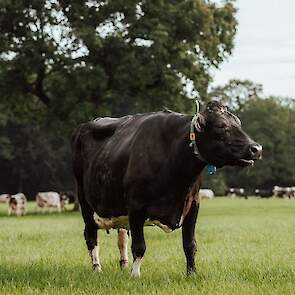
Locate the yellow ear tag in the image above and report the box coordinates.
[190,133,196,141]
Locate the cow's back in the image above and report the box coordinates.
[36,192,60,207]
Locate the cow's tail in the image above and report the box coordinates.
[71,122,97,207]
[71,123,87,184]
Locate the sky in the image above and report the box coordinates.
[213,0,295,97]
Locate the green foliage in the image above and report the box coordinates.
[0,0,238,115]
[209,79,263,111]
[202,172,227,196]
[224,96,295,189]
[0,0,238,195]
[209,80,295,190]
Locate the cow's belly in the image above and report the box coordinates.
[92,186,199,233]
[93,214,173,233]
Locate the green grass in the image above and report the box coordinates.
[1,198,295,294]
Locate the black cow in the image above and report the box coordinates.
[226,188,247,199]
[255,189,273,198]
[72,101,262,277]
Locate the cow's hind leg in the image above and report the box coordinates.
[79,188,101,272]
[182,200,199,275]
[118,228,129,269]
[129,210,146,278]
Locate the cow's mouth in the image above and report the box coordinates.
[237,158,255,167]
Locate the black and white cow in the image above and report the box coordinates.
[59,191,76,204]
[8,193,27,216]
[226,188,247,199]
[0,194,10,204]
[72,101,262,277]
[198,189,215,200]
[36,192,69,213]
[273,186,294,198]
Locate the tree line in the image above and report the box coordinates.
[0,1,294,198]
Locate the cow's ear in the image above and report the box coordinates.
[195,114,206,132]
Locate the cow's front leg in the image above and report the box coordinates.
[129,211,146,278]
[118,228,129,269]
[182,200,199,275]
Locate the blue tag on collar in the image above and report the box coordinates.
[207,164,217,175]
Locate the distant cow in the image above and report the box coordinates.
[273,186,293,198]
[36,192,69,212]
[0,194,10,203]
[8,193,27,216]
[199,189,214,200]
[59,191,76,204]
[226,188,247,199]
[255,189,273,198]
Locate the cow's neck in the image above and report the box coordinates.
[171,117,207,187]
[148,117,206,229]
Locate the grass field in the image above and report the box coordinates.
[1,198,295,295]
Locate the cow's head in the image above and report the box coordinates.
[9,196,18,207]
[195,101,262,168]
[60,193,70,204]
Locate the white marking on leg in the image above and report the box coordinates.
[16,207,21,217]
[118,229,129,268]
[90,245,102,272]
[178,214,184,227]
[131,258,142,278]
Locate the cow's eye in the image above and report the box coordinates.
[217,123,227,129]
[217,124,227,129]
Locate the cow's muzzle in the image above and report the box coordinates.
[236,143,262,167]
[249,143,263,159]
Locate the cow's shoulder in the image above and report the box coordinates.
[92,115,133,132]
[131,110,187,131]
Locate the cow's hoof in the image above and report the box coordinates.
[120,259,128,270]
[131,258,141,278]
[131,271,140,278]
[187,270,196,277]
[93,264,102,272]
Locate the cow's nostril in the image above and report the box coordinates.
[249,144,262,157]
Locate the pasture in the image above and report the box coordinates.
[0,198,295,295]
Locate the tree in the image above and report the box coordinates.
[207,79,295,192]
[221,97,295,190]
[209,79,263,111]
[0,0,238,198]
[202,172,227,196]
[0,0,238,116]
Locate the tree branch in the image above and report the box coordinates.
[34,66,50,106]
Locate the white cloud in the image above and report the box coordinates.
[213,0,295,97]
